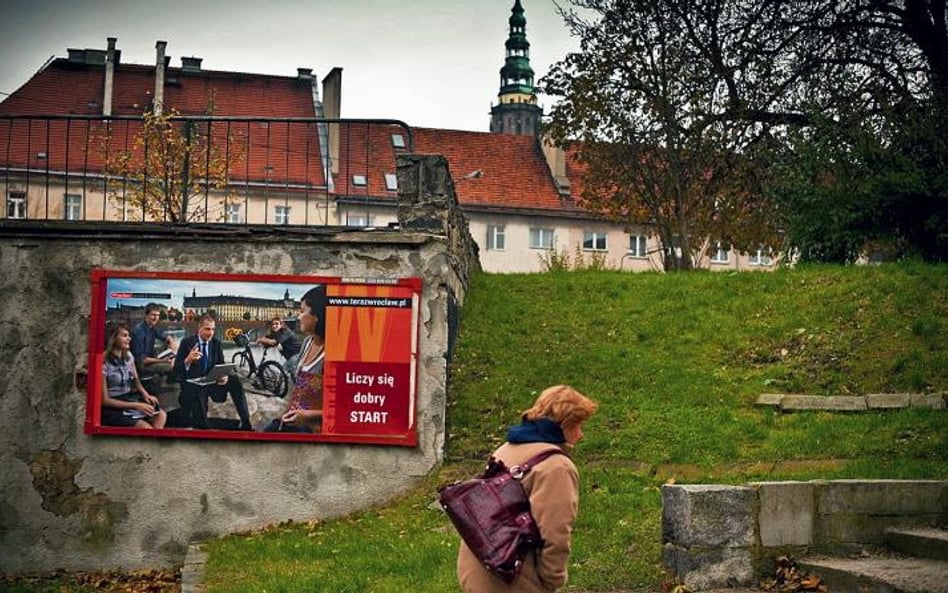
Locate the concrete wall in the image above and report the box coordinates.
[0,154,478,575]
[662,480,948,590]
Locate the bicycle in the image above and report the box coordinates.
[231,333,289,398]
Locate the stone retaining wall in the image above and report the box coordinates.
[0,154,479,575]
[662,480,948,590]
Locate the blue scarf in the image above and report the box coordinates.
[506,417,566,444]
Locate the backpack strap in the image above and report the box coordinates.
[510,448,568,479]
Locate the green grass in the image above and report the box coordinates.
[9,264,944,592]
[201,264,946,592]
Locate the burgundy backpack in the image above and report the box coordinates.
[438,448,567,584]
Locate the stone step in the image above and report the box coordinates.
[886,526,948,561]
[798,555,948,593]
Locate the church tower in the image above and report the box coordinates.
[490,0,543,136]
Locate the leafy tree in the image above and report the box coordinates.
[101,109,245,223]
[543,0,789,270]
[544,0,948,265]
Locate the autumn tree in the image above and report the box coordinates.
[102,109,244,223]
[544,0,948,266]
[766,0,948,262]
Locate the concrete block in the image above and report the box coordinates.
[662,543,755,590]
[817,480,947,515]
[865,393,911,409]
[662,484,756,547]
[780,395,867,412]
[756,393,784,407]
[814,512,940,545]
[752,481,814,546]
[910,393,946,409]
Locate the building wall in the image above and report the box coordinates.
[3,173,777,273]
[471,214,778,273]
[0,154,476,576]
[2,174,334,226]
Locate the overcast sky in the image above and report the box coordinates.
[0,0,583,132]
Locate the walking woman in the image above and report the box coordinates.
[101,321,166,429]
[457,385,598,593]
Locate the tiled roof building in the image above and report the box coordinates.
[0,2,775,272]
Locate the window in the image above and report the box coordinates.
[225,203,243,224]
[710,241,730,264]
[529,227,554,249]
[64,194,82,221]
[346,213,372,227]
[384,173,398,191]
[748,248,773,266]
[628,235,647,257]
[583,231,607,251]
[274,205,291,225]
[352,174,367,186]
[486,225,506,251]
[7,192,26,219]
[391,134,406,149]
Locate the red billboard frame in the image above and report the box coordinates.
[85,269,421,446]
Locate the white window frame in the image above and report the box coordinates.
[384,173,398,192]
[710,241,730,264]
[529,227,554,250]
[225,203,243,224]
[486,225,506,251]
[352,174,367,187]
[64,193,82,221]
[7,191,26,219]
[628,234,647,258]
[391,134,406,149]
[274,205,291,225]
[748,248,773,266]
[582,231,608,251]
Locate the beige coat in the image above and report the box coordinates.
[456,441,580,593]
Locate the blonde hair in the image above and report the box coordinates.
[522,385,598,430]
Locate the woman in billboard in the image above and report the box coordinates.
[262,285,327,433]
[101,322,167,429]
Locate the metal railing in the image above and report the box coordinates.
[0,115,412,226]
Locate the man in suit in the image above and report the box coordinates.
[173,313,252,431]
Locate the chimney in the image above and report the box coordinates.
[297,68,314,82]
[322,67,342,175]
[181,56,202,73]
[541,135,572,197]
[103,37,116,117]
[154,41,167,115]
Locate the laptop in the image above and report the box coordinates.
[186,363,236,386]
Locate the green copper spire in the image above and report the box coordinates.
[499,0,534,96]
[490,0,543,135]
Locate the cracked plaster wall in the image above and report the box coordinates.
[0,230,465,575]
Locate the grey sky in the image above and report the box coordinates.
[0,0,581,132]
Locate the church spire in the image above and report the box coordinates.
[490,0,543,136]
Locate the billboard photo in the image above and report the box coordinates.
[85,269,421,446]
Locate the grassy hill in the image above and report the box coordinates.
[201,264,945,593]
[15,264,942,592]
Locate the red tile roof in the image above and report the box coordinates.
[415,128,581,213]
[0,59,317,118]
[1,55,585,214]
[335,124,584,214]
[0,59,326,186]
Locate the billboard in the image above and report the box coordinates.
[85,269,421,446]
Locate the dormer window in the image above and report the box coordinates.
[391,134,406,149]
[352,174,367,186]
[384,173,398,191]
